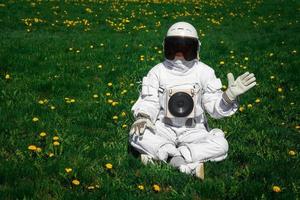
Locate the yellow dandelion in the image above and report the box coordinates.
[70,99,75,103]
[39,132,47,137]
[247,104,253,108]
[107,99,113,104]
[112,102,119,106]
[107,82,113,87]
[53,141,60,146]
[152,184,161,192]
[121,89,127,95]
[32,117,39,122]
[270,75,275,79]
[269,53,274,57]
[295,125,300,129]
[28,145,37,151]
[277,87,283,92]
[255,98,261,103]
[98,64,103,69]
[87,185,95,190]
[112,116,118,120]
[239,106,245,112]
[137,184,145,190]
[219,61,225,65]
[53,136,59,141]
[48,152,54,157]
[65,168,73,173]
[244,57,249,61]
[38,100,44,105]
[121,112,126,117]
[272,185,281,193]
[105,163,113,170]
[122,124,127,128]
[5,74,10,79]
[93,94,99,98]
[130,83,134,87]
[72,179,80,186]
[288,150,296,156]
[36,147,42,152]
[50,105,56,110]
[106,92,111,96]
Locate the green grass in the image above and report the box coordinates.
[0,0,299,199]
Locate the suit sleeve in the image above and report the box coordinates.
[131,71,160,123]
[201,70,238,119]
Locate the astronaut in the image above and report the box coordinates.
[129,22,256,179]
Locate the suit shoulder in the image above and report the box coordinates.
[197,61,215,74]
[147,62,164,76]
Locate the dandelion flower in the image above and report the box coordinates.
[112,102,119,106]
[28,145,37,151]
[38,100,44,104]
[107,99,113,104]
[53,141,60,146]
[247,104,253,108]
[5,74,10,79]
[239,106,245,112]
[48,152,54,157]
[137,184,145,190]
[39,132,47,137]
[277,87,283,92]
[107,82,113,87]
[121,112,126,117]
[53,136,59,141]
[72,179,80,186]
[272,185,281,193]
[98,64,103,69]
[32,117,39,122]
[93,94,99,98]
[50,105,56,110]
[87,185,95,190]
[105,163,113,170]
[288,150,296,156]
[122,124,127,128]
[244,57,249,61]
[219,61,225,65]
[65,168,73,173]
[36,147,42,152]
[270,75,275,79]
[152,184,161,192]
[112,116,118,120]
[255,98,261,103]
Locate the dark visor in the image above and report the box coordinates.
[164,36,199,61]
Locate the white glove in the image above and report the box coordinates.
[129,115,156,136]
[224,72,256,102]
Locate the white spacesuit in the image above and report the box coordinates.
[129,22,256,179]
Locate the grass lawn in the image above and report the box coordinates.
[0,0,299,199]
